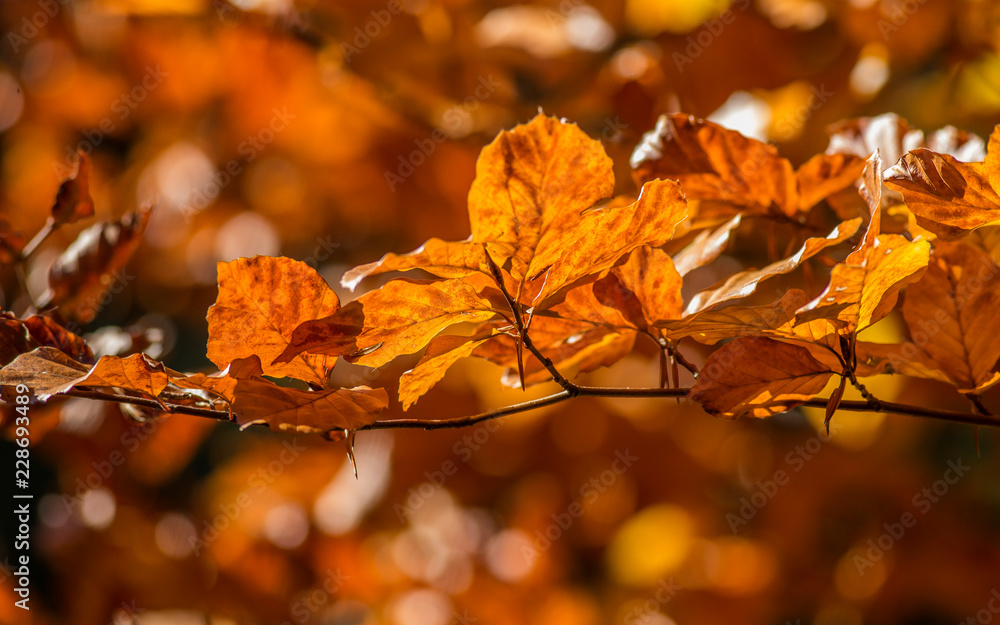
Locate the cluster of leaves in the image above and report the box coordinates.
[3,112,1000,440]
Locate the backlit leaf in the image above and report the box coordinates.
[470,114,687,305]
[398,331,496,410]
[208,256,340,386]
[796,234,930,334]
[278,276,501,368]
[884,125,1000,240]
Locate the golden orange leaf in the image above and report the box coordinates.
[671,215,742,277]
[341,238,516,291]
[278,277,501,369]
[207,256,340,386]
[884,125,1000,240]
[398,331,496,410]
[470,114,687,306]
[796,234,930,334]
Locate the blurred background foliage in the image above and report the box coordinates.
[2,0,1000,623]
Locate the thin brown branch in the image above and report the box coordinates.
[58,383,1000,433]
[362,391,574,430]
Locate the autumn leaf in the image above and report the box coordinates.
[345,115,688,307]
[0,313,93,368]
[22,315,94,364]
[901,242,1000,391]
[690,337,834,418]
[76,352,174,400]
[0,314,42,368]
[278,276,502,369]
[0,347,91,398]
[631,113,863,218]
[207,256,340,386]
[464,246,683,390]
[341,238,517,290]
[468,114,688,306]
[474,321,635,388]
[884,126,1000,240]
[796,234,930,334]
[659,289,811,345]
[42,204,152,324]
[398,330,497,410]
[684,218,861,314]
[658,290,842,370]
[0,345,214,409]
[671,215,742,277]
[852,341,953,383]
[858,150,884,250]
[229,356,388,433]
[796,153,930,334]
[50,151,96,228]
[592,246,684,331]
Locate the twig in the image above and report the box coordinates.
[56,385,1000,432]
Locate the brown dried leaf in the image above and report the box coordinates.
[884,126,1000,240]
[230,356,387,433]
[0,347,91,398]
[207,256,340,386]
[44,205,152,324]
[632,114,862,218]
[901,242,1000,391]
[690,337,833,418]
[0,313,36,367]
[22,315,94,364]
[51,151,96,227]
